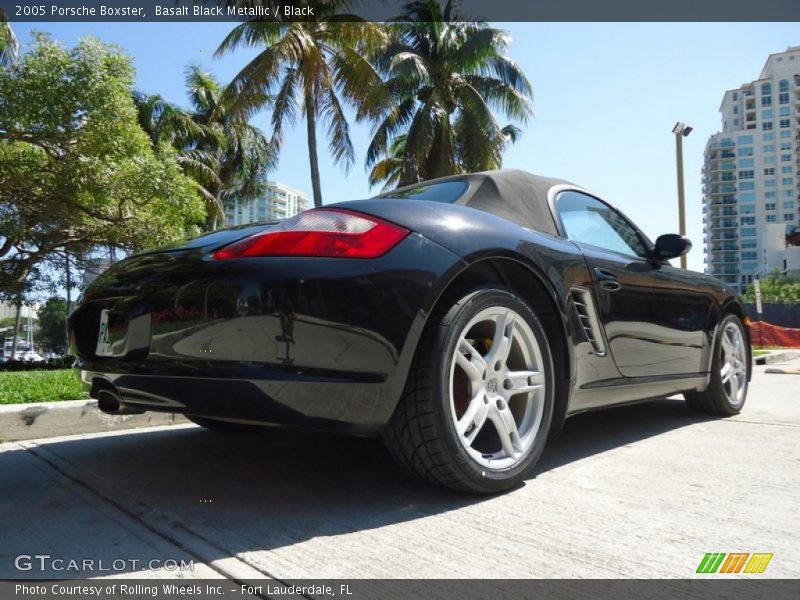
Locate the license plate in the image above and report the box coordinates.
[96,309,113,356]
[95,309,132,357]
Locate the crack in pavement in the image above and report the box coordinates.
[21,439,279,596]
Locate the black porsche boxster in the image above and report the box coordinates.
[69,169,751,493]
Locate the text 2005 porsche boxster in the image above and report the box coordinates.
[69,169,751,493]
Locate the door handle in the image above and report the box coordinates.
[594,268,622,292]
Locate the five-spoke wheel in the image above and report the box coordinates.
[685,313,750,415]
[383,286,554,494]
[450,307,546,470]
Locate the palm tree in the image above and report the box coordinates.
[0,12,19,68]
[134,66,276,229]
[215,17,388,207]
[366,0,533,189]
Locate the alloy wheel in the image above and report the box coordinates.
[720,320,748,408]
[448,306,546,470]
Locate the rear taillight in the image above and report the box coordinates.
[212,209,410,260]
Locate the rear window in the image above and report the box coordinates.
[380,181,469,204]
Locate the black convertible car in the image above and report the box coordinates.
[69,169,751,493]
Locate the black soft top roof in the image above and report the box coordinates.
[377,169,573,236]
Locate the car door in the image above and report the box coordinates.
[554,190,711,378]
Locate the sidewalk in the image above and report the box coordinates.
[762,352,800,375]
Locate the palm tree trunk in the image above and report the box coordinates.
[64,251,71,352]
[9,294,22,360]
[305,92,323,208]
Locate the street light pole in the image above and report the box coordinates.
[672,122,692,270]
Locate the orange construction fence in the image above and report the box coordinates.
[749,320,800,348]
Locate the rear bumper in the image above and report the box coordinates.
[79,365,392,434]
[69,233,463,432]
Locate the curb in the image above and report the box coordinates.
[754,351,800,365]
[0,399,189,443]
[765,367,800,375]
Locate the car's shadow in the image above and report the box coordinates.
[4,397,716,578]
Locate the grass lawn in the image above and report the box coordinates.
[0,370,86,404]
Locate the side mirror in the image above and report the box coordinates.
[653,234,692,261]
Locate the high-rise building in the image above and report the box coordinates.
[702,46,800,292]
[224,181,310,226]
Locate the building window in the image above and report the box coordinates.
[738,159,754,168]
[780,142,792,151]
[741,216,756,225]
[739,146,753,156]
[741,204,756,214]
[741,228,756,237]
[762,82,772,95]
[762,95,772,106]
[782,190,794,198]
[778,92,789,104]
[762,109,773,119]
[765,191,776,199]
[742,239,757,249]
[782,177,794,186]
[740,182,755,190]
[783,201,795,210]
[779,130,791,138]
[779,118,791,128]
[779,106,790,117]
[740,192,756,201]
[738,170,754,179]
[742,251,757,261]
[737,135,753,145]
[763,144,775,153]
[762,132,775,141]
[782,166,793,174]
[764,155,775,164]
[766,215,777,222]
[784,214,795,222]
[765,203,776,211]
[764,168,775,176]
[762,121,773,130]
[781,154,792,162]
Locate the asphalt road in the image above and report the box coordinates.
[1,358,798,580]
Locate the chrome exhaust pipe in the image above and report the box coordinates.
[95,384,145,415]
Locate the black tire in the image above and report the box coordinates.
[186,415,264,433]
[684,313,750,416]
[382,286,555,494]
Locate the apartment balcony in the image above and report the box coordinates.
[710,222,738,230]
[706,151,736,161]
[712,267,741,276]
[708,163,735,173]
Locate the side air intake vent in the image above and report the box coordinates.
[570,287,606,356]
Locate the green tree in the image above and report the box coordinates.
[367,0,532,188]
[0,34,205,297]
[35,296,68,355]
[0,11,19,68]
[215,14,388,207]
[135,66,276,230]
[741,271,800,304]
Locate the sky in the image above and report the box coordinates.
[14,21,800,272]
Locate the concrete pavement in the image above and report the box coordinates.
[1,358,798,580]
